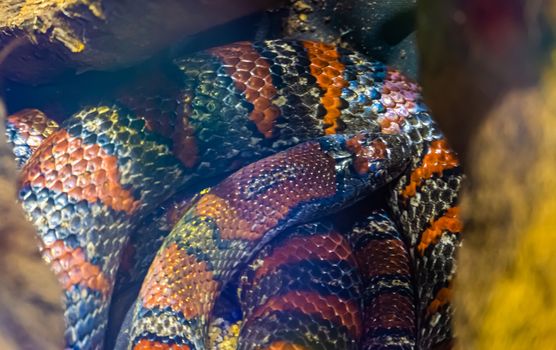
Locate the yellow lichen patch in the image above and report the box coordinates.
[51,27,85,53]
[466,52,556,349]
[14,0,104,24]
[7,0,104,52]
[477,192,556,349]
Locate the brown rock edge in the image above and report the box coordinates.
[0,0,282,83]
[0,96,64,348]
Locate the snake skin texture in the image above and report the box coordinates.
[6,39,463,350]
[5,109,60,167]
[350,210,416,349]
[126,131,409,349]
[238,221,363,350]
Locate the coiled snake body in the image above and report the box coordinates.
[6,40,462,350]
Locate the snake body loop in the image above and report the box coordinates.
[7,40,463,349]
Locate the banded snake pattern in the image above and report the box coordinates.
[5,40,463,350]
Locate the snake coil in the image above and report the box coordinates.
[6,40,462,350]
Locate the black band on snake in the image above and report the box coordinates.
[6,39,463,350]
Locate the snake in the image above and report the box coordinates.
[5,39,463,350]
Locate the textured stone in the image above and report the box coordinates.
[0,0,281,83]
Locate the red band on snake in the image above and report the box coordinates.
[6,39,463,350]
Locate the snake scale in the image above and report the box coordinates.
[5,40,463,350]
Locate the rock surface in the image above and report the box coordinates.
[0,0,281,83]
